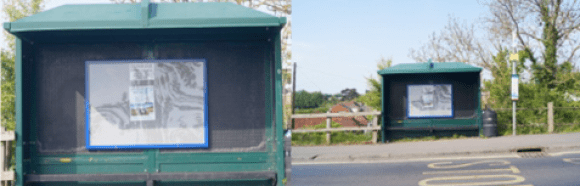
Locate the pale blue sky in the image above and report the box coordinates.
[293,0,486,94]
[2,0,488,95]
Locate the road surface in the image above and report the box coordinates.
[291,152,580,186]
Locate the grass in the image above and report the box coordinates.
[291,122,373,146]
[499,123,580,135]
[390,134,470,143]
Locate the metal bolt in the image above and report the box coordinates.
[144,169,147,172]
[156,169,159,172]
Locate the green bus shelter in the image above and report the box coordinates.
[4,1,289,185]
[378,62,483,142]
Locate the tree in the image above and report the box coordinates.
[411,0,580,134]
[2,0,45,130]
[409,0,580,98]
[340,88,359,101]
[409,0,580,84]
[358,56,392,111]
[294,90,324,108]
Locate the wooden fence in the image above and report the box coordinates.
[290,111,382,144]
[1,127,15,185]
[493,102,580,133]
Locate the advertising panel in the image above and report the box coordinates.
[407,84,453,118]
[86,59,208,149]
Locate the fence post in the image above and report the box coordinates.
[548,102,554,133]
[371,116,378,144]
[1,127,4,178]
[326,111,331,144]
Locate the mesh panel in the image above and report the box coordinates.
[34,41,268,154]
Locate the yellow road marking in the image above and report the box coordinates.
[423,165,520,175]
[418,174,525,186]
[563,158,580,165]
[428,160,510,169]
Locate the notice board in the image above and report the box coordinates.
[86,59,208,149]
[407,84,453,118]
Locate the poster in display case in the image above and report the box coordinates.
[407,84,453,118]
[85,59,208,149]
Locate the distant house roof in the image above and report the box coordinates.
[378,62,482,75]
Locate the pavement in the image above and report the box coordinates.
[291,132,580,164]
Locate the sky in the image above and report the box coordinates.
[293,0,486,94]
[2,0,488,95]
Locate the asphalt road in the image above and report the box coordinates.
[290,153,580,186]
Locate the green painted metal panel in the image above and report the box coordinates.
[156,152,268,164]
[156,179,273,186]
[381,77,385,143]
[36,164,146,174]
[4,2,286,33]
[15,38,24,186]
[378,62,482,75]
[273,28,286,186]
[389,119,430,128]
[430,119,478,127]
[28,182,144,186]
[477,73,483,135]
[33,155,149,174]
[36,156,148,165]
[159,163,270,172]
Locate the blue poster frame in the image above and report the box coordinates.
[85,59,208,150]
[406,84,454,119]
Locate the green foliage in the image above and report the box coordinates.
[2,0,45,172]
[294,90,325,108]
[2,0,44,131]
[339,88,359,101]
[294,105,330,114]
[291,122,373,146]
[392,134,468,143]
[1,49,16,131]
[483,48,580,135]
[358,56,392,111]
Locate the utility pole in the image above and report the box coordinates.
[290,62,297,129]
[511,30,519,136]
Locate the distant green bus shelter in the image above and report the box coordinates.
[378,62,483,142]
[4,1,288,185]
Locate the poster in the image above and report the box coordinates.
[407,84,453,118]
[129,86,156,121]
